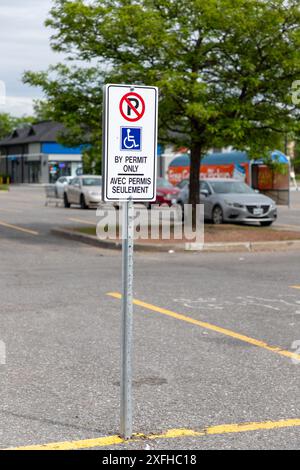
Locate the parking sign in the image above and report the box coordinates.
[102,84,158,201]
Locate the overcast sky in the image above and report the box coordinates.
[0,0,63,116]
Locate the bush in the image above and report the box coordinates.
[0,175,10,184]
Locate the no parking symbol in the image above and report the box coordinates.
[119,92,145,122]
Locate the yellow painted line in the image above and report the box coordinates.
[107,292,300,363]
[0,220,39,236]
[68,217,94,225]
[7,435,124,451]
[6,418,300,450]
[290,286,300,290]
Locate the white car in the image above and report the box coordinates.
[55,176,73,198]
[64,175,102,209]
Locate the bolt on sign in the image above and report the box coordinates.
[102,84,158,201]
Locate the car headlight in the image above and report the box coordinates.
[224,200,244,208]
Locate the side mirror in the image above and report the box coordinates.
[200,189,209,197]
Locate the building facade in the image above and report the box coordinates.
[0,121,84,184]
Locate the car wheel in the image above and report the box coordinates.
[212,205,223,224]
[64,193,70,208]
[80,194,88,209]
[260,221,273,227]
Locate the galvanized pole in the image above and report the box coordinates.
[288,156,291,209]
[120,199,134,439]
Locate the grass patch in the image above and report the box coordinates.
[76,226,97,236]
[0,184,9,191]
[73,223,300,244]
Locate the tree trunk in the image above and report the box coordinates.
[189,142,201,206]
[188,140,202,228]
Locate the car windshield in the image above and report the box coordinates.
[82,177,102,187]
[157,178,174,189]
[210,181,255,194]
[177,180,189,189]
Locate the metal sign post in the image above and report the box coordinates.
[120,199,134,439]
[102,83,158,439]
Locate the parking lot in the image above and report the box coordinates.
[0,186,299,449]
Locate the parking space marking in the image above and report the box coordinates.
[68,217,95,225]
[6,417,300,450]
[0,220,39,236]
[107,292,300,363]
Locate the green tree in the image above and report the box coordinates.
[26,65,103,174]
[24,0,300,205]
[0,113,34,140]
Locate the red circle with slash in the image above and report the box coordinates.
[119,92,145,122]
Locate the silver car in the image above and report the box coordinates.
[177,178,277,226]
[55,176,73,199]
[64,175,102,209]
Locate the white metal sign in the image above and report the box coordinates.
[103,84,158,201]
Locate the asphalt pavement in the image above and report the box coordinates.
[0,186,299,450]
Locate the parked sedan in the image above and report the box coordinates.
[64,175,102,209]
[153,178,180,206]
[177,178,277,226]
[176,179,189,190]
[55,176,73,198]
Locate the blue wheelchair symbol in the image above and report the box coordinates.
[121,127,142,151]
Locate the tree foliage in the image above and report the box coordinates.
[26,65,103,174]
[0,113,35,140]
[24,0,300,203]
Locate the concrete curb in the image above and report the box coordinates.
[51,228,185,252]
[200,240,300,252]
[51,227,300,253]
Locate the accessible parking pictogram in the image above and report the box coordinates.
[121,127,142,151]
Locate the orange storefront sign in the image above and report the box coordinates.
[168,163,250,185]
